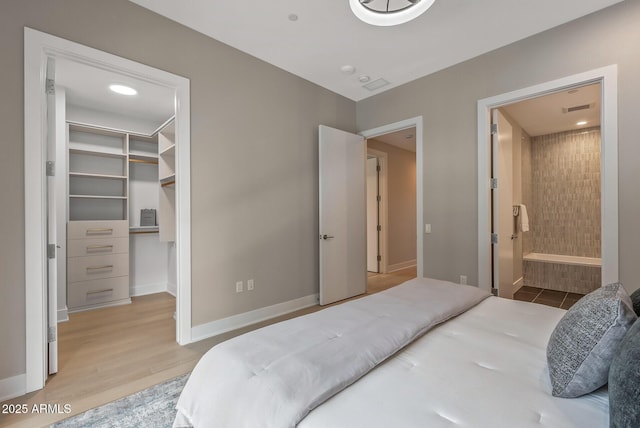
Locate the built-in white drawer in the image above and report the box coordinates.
[68,276,130,310]
[68,220,129,239]
[67,236,129,257]
[68,253,129,283]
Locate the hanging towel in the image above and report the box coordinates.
[519,204,529,232]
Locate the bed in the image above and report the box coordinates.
[173,277,638,428]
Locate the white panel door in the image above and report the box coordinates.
[492,109,514,299]
[46,60,58,375]
[319,125,367,305]
[366,157,379,272]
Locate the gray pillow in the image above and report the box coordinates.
[546,283,637,398]
[630,288,640,316]
[609,319,640,428]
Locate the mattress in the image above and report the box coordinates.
[298,296,609,428]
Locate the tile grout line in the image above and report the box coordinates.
[531,287,544,303]
[559,292,569,309]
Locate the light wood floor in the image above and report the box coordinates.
[1,269,414,428]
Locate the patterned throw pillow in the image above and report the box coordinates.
[546,283,637,398]
[609,319,640,428]
[630,288,640,316]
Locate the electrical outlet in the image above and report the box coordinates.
[460,275,467,285]
[236,281,243,293]
[247,279,254,291]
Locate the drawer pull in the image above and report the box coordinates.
[86,265,114,271]
[86,288,114,296]
[86,245,113,251]
[86,228,113,235]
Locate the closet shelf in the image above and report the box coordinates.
[69,147,127,159]
[159,144,175,157]
[130,226,159,234]
[69,172,127,180]
[129,157,159,165]
[69,194,127,200]
[129,151,158,160]
[160,174,176,186]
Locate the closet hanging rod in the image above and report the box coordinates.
[129,158,159,165]
[161,180,175,188]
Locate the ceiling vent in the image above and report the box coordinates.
[363,78,390,91]
[562,102,595,113]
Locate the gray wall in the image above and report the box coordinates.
[0,0,355,381]
[357,0,640,295]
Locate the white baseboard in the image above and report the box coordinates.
[192,294,318,343]
[0,373,26,402]
[57,306,69,323]
[166,282,177,297]
[130,282,167,297]
[513,277,524,293]
[387,259,417,273]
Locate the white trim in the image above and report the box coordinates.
[0,374,26,402]
[513,277,523,294]
[166,282,177,297]
[67,298,131,314]
[24,28,192,394]
[477,65,618,293]
[191,294,319,342]
[523,252,602,267]
[130,282,168,297]
[366,148,388,274]
[57,307,69,323]
[387,259,417,273]
[360,116,424,278]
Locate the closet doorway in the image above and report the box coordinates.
[24,28,192,393]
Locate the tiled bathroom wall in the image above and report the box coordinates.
[522,127,601,294]
[531,127,601,257]
[524,261,601,294]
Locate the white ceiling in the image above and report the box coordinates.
[502,83,601,137]
[55,58,175,132]
[128,0,622,101]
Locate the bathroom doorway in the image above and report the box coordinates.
[478,66,619,301]
[492,83,602,304]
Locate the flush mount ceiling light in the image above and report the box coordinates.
[577,120,588,126]
[350,0,436,26]
[109,84,137,96]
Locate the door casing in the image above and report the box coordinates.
[24,28,192,393]
[360,117,424,279]
[477,65,619,292]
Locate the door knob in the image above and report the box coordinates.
[322,234,334,240]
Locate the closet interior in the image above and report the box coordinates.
[65,119,176,313]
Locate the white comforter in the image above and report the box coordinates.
[300,296,609,428]
[174,278,490,428]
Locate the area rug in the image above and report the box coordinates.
[51,373,189,428]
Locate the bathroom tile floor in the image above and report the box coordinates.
[513,285,584,310]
